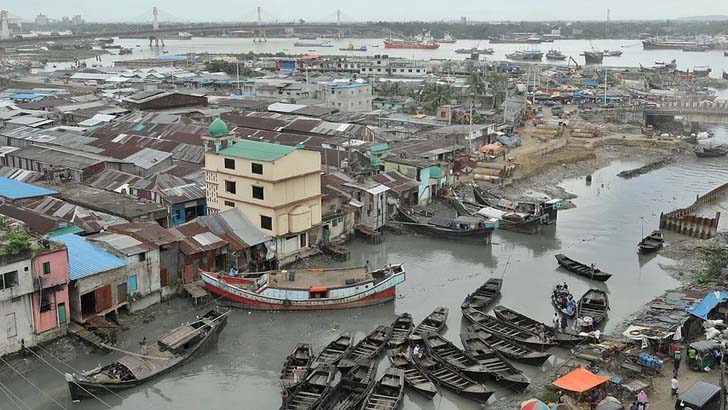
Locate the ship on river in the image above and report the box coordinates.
[642,38,705,50]
[384,33,440,49]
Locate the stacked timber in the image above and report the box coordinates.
[570,127,602,138]
[533,124,563,138]
[473,162,515,183]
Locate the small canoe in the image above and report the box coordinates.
[492,306,584,346]
[281,343,315,391]
[459,330,530,390]
[339,325,392,369]
[386,348,437,400]
[318,361,377,410]
[551,284,576,318]
[461,278,502,310]
[387,313,414,348]
[638,231,664,254]
[577,289,609,326]
[462,308,556,350]
[281,364,337,410]
[465,324,551,365]
[555,254,612,281]
[411,346,493,404]
[410,307,449,341]
[313,334,354,367]
[360,368,405,410]
[421,332,491,382]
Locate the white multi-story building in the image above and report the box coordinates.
[359,55,430,78]
[324,81,372,112]
[0,249,34,355]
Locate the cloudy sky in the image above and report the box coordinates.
[4,0,728,22]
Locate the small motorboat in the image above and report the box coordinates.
[555,254,613,282]
[360,368,405,410]
[410,306,449,341]
[551,283,576,318]
[604,49,623,57]
[638,230,664,254]
[281,343,314,391]
[386,348,437,399]
[461,278,502,310]
[387,313,414,348]
[695,145,728,158]
[65,310,228,401]
[546,49,567,60]
[576,289,609,328]
[281,364,337,410]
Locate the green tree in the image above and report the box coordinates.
[485,70,508,109]
[698,243,728,283]
[466,73,487,106]
[419,83,453,114]
[1,231,31,256]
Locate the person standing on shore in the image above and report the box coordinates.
[637,390,648,410]
[673,348,682,376]
[140,337,148,355]
[671,377,679,398]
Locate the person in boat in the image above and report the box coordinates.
[140,337,148,355]
[465,293,473,304]
[590,263,595,276]
[537,324,546,341]
[293,366,305,384]
[562,282,568,290]
[552,312,560,331]
[413,344,421,358]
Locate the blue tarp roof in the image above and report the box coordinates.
[0,177,57,199]
[688,291,728,320]
[52,233,128,280]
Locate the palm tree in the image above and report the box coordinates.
[419,83,453,114]
[466,73,487,106]
[485,70,508,109]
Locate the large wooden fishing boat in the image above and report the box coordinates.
[577,289,609,327]
[492,306,584,346]
[472,186,560,227]
[360,368,405,410]
[318,361,377,410]
[410,306,449,341]
[386,348,437,399]
[462,308,556,350]
[281,364,337,410]
[465,324,551,365]
[411,348,493,404]
[387,313,414,348]
[397,206,495,244]
[281,343,315,391]
[65,310,228,401]
[313,334,355,367]
[339,326,392,369]
[555,254,612,282]
[200,264,405,311]
[458,330,531,390]
[461,278,502,310]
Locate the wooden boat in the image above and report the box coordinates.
[312,334,355,367]
[492,306,584,346]
[387,313,414,348]
[555,254,612,282]
[318,361,377,410]
[456,197,544,234]
[472,186,560,227]
[200,264,406,311]
[410,306,449,340]
[577,289,609,327]
[339,325,392,369]
[462,308,556,350]
[459,330,531,390]
[396,206,495,244]
[695,146,728,158]
[638,230,664,254]
[65,310,228,400]
[551,284,576,318]
[461,278,502,310]
[360,368,405,410]
[411,347,493,404]
[421,332,491,382]
[465,324,551,365]
[386,348,437,399]
[281,364,337,410]
[281,343,315,391]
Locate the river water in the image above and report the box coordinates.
[60,37,728,79]
[4,153,728,410]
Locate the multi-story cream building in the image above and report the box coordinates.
[205,138,322,265]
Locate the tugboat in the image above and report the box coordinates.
[545,49,566,60]
[340,43,367,52]
[436,33,457,43]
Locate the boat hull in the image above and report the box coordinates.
[397,208,493,244]
[384,41,439,49]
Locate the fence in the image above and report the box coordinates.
[659,183,728,239]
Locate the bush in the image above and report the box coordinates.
[697,243,728,284]
[1,231,32,256]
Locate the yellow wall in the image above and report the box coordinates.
[205,148,322,237]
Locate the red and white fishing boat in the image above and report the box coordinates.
[200,264,405,311]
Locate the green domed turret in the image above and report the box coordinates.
[208,118,228,138]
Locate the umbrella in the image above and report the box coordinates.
[596,396,625,410]
[521,398,550,410]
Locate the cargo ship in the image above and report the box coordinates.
[489,34,542,44]
[545,49,566,60]
[384,38,439,49]
[505,50,543,61]
[455,47,494,55]
[642,38,703,50]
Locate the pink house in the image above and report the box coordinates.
[31,245,70,340]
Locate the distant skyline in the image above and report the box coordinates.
[4,0,728,23]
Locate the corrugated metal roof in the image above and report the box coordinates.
[53,233,128,280]
[193,232,222,246]
[88,232,152,256]
[0,177,57,199]
[197,208,270,248]
[123,148,173,169]
[217,140,296,162]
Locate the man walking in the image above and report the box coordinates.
[671,377,679,398]
[673,348,682,376]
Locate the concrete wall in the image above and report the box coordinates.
[31,248,70,336]
[0,295,34,355]
[69,265,128,323]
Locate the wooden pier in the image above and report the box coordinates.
[659,182,728,239]
[355,224,383,243]
[184,281,209,305]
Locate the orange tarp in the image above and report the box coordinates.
[552,368,610,393]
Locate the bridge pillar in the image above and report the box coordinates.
[0,10,10,40]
